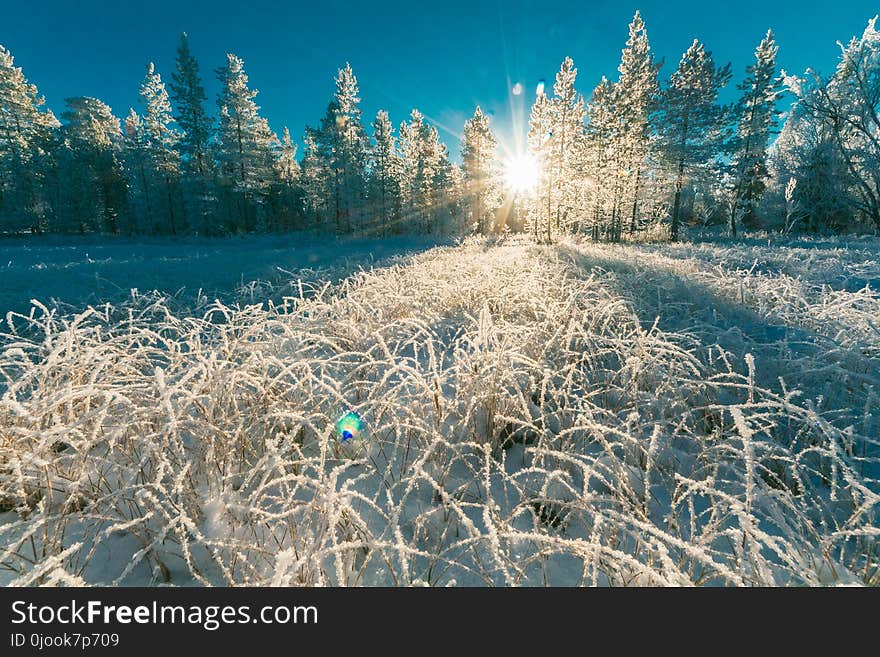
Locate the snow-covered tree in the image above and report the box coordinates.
[216,53,278,232]
[122,108,153,232]
[785,17,880,230]
[367,109,402,235]
[138,63,182,233]
[614,12,661,235]
[769,103,855,232]
[58,97,127,233]
[0,44,59,233]
[299,128,325,232]
[169,33,213,231]
[306,64,369,234]
[543,57,586,242]
[729,30,781,235]
[270,126,302,230]
[526,90,553,240]
[657,40,731,240]
[584,77,618,239]
[460,106,500,234]
[275,126,299,186]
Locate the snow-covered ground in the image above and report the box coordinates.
[1,234,878,586]
[0,234,442,317]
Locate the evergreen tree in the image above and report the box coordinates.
[658,40,731,240]
[300,127,327,232]
[584,77,618,239]
[0,44,59,233]
[460,106,500,234]
[169,33,213,231]
[271,126,302,230]
[544,57,585,242]
[730,30,781,235]
[215,53,277,232]
[785,17,880,230]
[139,63,182,234]
[614,12,661,235]
[58,97,127,233]
[325,63,368,233]
[399,109,445,232]
[122,107,153,233]
[367,109,402,235]
[526,90,553,240]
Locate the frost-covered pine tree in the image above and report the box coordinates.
[399,109,433,231]
[729,30,781,235]
[657,40,731,240]
[460,106,500,234]
[169,33,213,231]
[300,127,327,232]
[584,77,618,239]
[770,91,856,231]
[0,44,59,233]
[544,57,585,242]
[58,97,127,233]
[275,126,299,187]
[270,126,301,231]
[122,108,154,233]
[308,64,369,234]
[614,11,660,235]
[785,17,880,230]
[430,137,458,234]
[367,110,402,235]
[139,63,182,234]
[215,53,278,232]
[526,90,553,240]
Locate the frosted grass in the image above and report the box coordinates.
[1,236,877,586]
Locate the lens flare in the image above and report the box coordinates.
[512,82,523,96]
[336,411,363,442]
[504,154,540,193]
[536,79,545,95]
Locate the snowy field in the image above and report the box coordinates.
[0,234,442,317]
[1,234,879,586]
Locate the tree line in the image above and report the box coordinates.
[1,13,879,240]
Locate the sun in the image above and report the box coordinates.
[504,154,540,193]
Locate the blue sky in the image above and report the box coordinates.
[3,0,878,159]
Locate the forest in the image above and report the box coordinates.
[1,12,879,241]
[0,9,879,589]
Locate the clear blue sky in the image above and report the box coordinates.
[3,0,878,159]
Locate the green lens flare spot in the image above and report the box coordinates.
[336,411,363,442]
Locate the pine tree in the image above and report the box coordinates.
[460,106,499,234]
[730,30,781,235]
[122,108,153,233]
[169,33,213,231]
[216,53,277,232]
[584,77,618,239]
[300,128,327,232]
[614,11,661,236]
[301,128,330,232]
[139,63,182,234]
[431,137,458,234]
[399,109,445,232]
[544,57,585,242]
[0,44,59,233]
[785,17,880,230]
[526,90,553,240]
[328,63,368,233]
[367,110,402,235]
[59,97,127,233]
[271,126,301,230]
[658,40,731,240]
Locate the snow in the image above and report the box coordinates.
[0,233,877,586]
[0,233,444,318]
